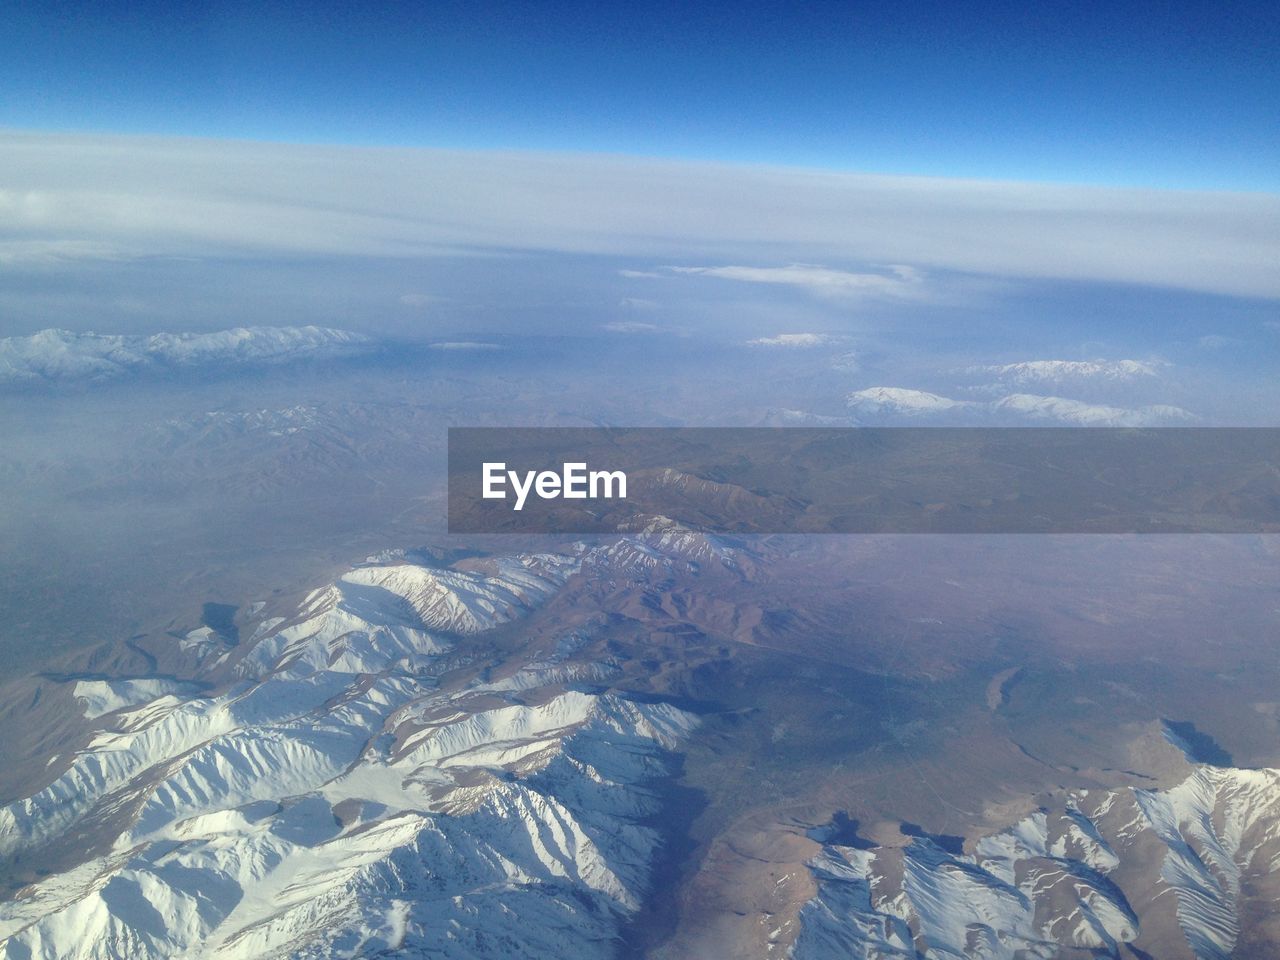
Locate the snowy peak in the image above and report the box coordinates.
[793,764,1280,959]
[848,385,1194,425]
[614,514,735,567]
[72,678,202,720]
[969,358,1164,385]
[847,387,976,417]
[0,549,698,960]
[341,554,575,635]
[992,393,1194,426]
[242,553,579,678]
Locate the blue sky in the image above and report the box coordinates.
[3,0,1277,190]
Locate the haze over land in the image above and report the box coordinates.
[2,0,1278,951]
[1,128,1279,957]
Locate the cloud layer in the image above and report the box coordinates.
[2,132,1278,300]
[672,264,925,301]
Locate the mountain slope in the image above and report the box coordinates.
[792,762,1280,959]
[0,549,696,959]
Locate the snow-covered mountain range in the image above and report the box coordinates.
[2,532,1279,958]
[793,749,1280,959]
[0,326,370,384]
[847,387,977,417]
[848,386,1193,426]
[964,359,1164,386]
[0,546,698,959]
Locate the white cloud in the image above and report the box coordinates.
[2,132,1277,300]
[747,332,837,347]
[0,239,127,265]
[427,341,503,351]
[602,321,660,333]
[672,263,924,301]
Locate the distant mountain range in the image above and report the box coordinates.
[848,385,1194,426]
[0,326,370,384]
[964,359,1164,385]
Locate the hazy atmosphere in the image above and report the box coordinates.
[1,2,1278,958]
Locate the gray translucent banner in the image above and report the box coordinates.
[448,427,1280,534]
